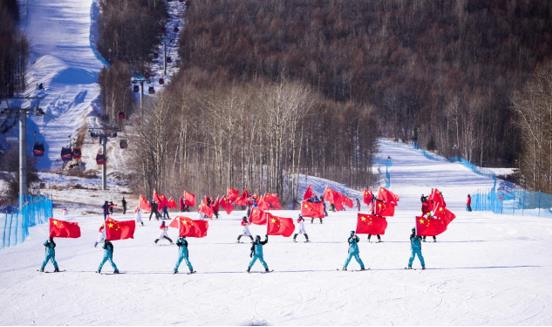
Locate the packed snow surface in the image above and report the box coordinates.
[1,140,551,325]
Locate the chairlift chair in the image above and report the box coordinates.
[148,86,155,94]
[133,85,140,93]
[166,56,173,63]
[120,139,128,149]
[33,142,45,157]
[72,147,82,160]
[96,153,107,165]
[159,78,165,85]
[61,147,73,162]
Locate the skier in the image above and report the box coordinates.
[407,228,426,270]
[237,216,254,243]
[293,215,309,242]
[466,194,472,212]
[109,201,115,214]
[247,235,270,273]
[102,201,110,220]
[342,231,366,271]
[39,237,60,272]
[155,220,174,245]
[122,197,127,215]
[149,200,160,221]
[356,198,361,211]
[97,240,119,274]
[162,205,170,220]
[135,207,144,226]
[174,236,195,274]
[94,224,105,248]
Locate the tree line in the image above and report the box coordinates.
[0,0,27,100]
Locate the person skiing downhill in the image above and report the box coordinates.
[293,215,309,242]
[237,216,254,243]
[162,205,170,220]
[97,240,119,274]
[407,228,426,270]
[342,231,366,271]
[135,207,144,226]
[40,237,60,272]
[155,220,174,245]
[174,236,195,274]
[247,235,270,273]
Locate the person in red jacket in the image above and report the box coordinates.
[466,194,472,212]
[237,216,254,243]
[155,220,174,245]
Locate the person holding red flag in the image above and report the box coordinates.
[247,235,270,273]
[237,216,254,243]
[293,215,309,242]
[342,231,366,271]
[97,240,119,274]
[407,228,426,270]
[174,236,195,274]
[39,237,60,272]
[155,220,174,245]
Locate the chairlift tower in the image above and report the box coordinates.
[88,126,119,191]
[0,96,45,212]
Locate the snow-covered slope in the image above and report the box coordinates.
[1,139,551,325]
[18,0,106,171]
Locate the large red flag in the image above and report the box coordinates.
[139,194,151,212]
[227,188,240,203]
[363,189,374,206]
[167,197,177,209]
[257,196,271,210]
[49,218,81,238]
[266,213,295,237]
[323,187,345,211]
[158,194,169,210]
[171,216,208,238]
[433,204,456,226]
[303,185,314,200]
[249,207,268,225]
[264,193,282,210]
[377,187,399,206]
[105,217,135,241]
[183,191,196,207]
[234,190,249,206]
[220,197,234,214]
[199,202,214,218]
[355,213,387,235]
[428,188,446,208]
[416,216,447,236]
[301,200,325,218]
[375,201,396,216]
[342,195,354,208]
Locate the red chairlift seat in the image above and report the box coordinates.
[72,147,82,160]
[96,153,106,165]
[33,143,45,157]
[61,147,73,162]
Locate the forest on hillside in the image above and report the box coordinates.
[178,0,552,168]
[0,0,27,100]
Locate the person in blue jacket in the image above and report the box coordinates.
[247,235,270,273]
[40,237,60,272]
[174,236,195,274]
[342,231,365,271]
[97,240,119,274]
[407,228,426,270]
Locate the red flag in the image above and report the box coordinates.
[158,194,169,210]
[355,213,388,235]
[212,197,220,212]
[199,202,214,218]
[249,207,268,225]
[49,218,81,238]
[416,216,447,236]
[257,196,271,210]
[227,188,240,203]
[342,195,354,208]
[183,191,196,207]
[139,194,151,212]
[167,197,177,209]
[377,187,399,206]
[220,197,234,214]
[301,200,325,218]
[263,193,282,210]
[433,204,456,226]
[153,191,161,204]
[323,187,345,211]
[303,185,314,200]
[172,216,209,238]
[428,188,446,208]
[363,189,374,206]
[266,213,295,237]
[375,201,396,216]
[105,217,135,241]
[234,190,249,206]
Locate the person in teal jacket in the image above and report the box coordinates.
[343,231,366,271]
[40,237,60,272]
[407,228,426,269]
[247,235,270,273]
[174,237,195,274]
[97,240,119,274]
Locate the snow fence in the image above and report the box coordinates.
[1,195,53,249]
[472,188,552,217]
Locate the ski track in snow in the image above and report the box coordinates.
[1,139,552,325]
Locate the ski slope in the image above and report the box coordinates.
[1,140,551,325]
[18,0,107,171]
